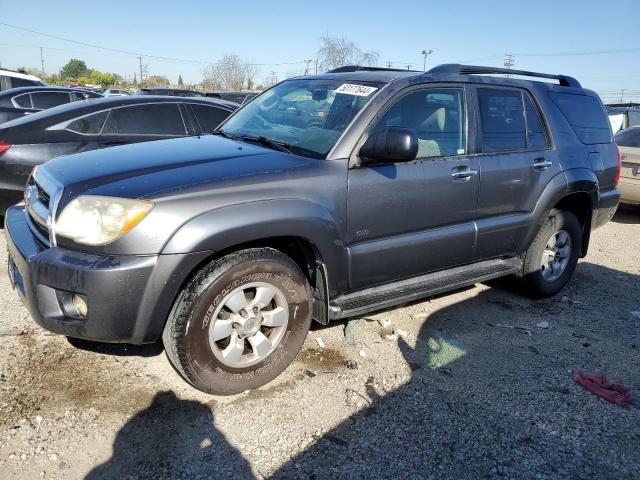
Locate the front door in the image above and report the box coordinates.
[346,86,479,290]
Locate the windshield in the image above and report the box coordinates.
[219,79,381,159]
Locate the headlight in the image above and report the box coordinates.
[55,195,153,246]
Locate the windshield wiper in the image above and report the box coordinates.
[237,135,293,154]
[211,129,240,140]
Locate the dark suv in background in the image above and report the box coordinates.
[5,64,620,395]
[0,86,102,123]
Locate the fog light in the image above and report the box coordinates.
[72,295,88,317]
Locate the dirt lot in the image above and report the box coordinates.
[0,208,639,479]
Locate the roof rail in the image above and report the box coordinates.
[428,64,581,88]
[327,65,420,73]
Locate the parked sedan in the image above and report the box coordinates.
[0,95,238,213]
[616,126,640,205]
[103,88,132,97]
[0,86,102,123]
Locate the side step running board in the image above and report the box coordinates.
[329,257,522,320]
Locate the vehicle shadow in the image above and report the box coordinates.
[271,262,640,479]
[85,391,253,479]
[612,205,640,224]
[66,336,165,357]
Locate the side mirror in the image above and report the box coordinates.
[359,127,418,165]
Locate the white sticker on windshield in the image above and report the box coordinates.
[335,84,378,97]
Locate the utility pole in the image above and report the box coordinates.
[304,59,312,75]
[504,53,515,77]
[405,64,412,70]
[314,59,318,75]
[620,89,626,103]
[138,56,144,87]
[40,47,44,74]
[387,61,392,68]
[421,49,433,72]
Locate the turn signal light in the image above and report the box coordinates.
[0,141,11,156]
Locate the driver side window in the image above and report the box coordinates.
[373,87,467,159]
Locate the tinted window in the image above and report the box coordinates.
[191,104,230,133]
[31,92,71,109]
[71,91,91,101]
[373,88,466,158]
[66,111,109,135]
[12,93,32,108]
[524,94,548,149]
[549,92,611,144]
[615,127,640,148]
[11,77,37,88]
[478,88,525,152]
[102,103,186,135]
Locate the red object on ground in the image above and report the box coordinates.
[575,372,632,407]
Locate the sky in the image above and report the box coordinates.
[0,0,639,102]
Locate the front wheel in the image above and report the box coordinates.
[520,210,582,299]
[163,248,311,395]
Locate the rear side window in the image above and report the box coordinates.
[190,104,230,133]
[31,92,71,109]
[549,92,611,144]
[102,103,186,135]
[615,128,640,148]
[66,111,109,135]
[524,94,547,149]
[12,93,32,108]
[478,88,526,152]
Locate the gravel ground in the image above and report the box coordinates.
[0,208,639,479]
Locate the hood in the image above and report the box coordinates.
[40,135,315,200]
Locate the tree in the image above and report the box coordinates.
[201,53,256,91]
[177,75,184,86]
[133,72,137,86]
[61,59,88,80]
[317,34,379,71]
[244,63,259,91]
[146,75,170,87]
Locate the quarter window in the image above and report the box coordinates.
[65,111,109,135]
[372,88,467,158]
[12,93,32,108]
[101,103,186,135]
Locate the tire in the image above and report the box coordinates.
[162,248,311,395]
[521,209,582,299]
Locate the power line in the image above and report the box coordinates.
[0,22,307,67]
[513,47,640,57]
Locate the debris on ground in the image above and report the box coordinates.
[344,359,358,370]
[575,372,632,407]
[344,319,361,346]
[0,328,25,337]
[377,318,392,328]
[428,333,468,370]
[315,337,325,348]
[536,321,550,329]
[631,310,640,319]
[396,329,409,339]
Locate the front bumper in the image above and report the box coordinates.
[5,205,211,344]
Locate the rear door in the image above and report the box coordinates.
[98,102,188,146]
[346,85,479,290]
[472,86,560,259]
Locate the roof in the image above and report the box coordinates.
[0,86,100,97]
[293,64,584,89]
[0,68,44,83]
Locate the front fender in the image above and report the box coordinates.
[161,198,348,294]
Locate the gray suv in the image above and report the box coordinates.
[5,64,621,394]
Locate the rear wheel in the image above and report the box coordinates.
[163,248,311,395]
[521,210,582,299]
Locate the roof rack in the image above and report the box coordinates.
[327,65,420,73]
[428,64,581,88]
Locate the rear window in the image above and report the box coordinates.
[12,93,32,108]
[549,92,611,144]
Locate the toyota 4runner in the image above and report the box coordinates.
[5,64,620,394]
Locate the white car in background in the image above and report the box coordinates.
[103,88,132,96]
[0,68,45,92]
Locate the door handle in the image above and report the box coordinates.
[451,167,478,180]
[533,157,553,170]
